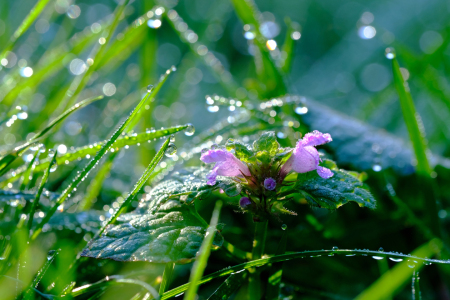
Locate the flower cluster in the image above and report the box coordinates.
[200,131,333,221]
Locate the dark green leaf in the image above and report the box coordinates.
[294,162,376,210]
[81,168,223,263]
[253,131,279,155]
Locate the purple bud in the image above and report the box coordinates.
[264,177,276,191]
[239,197,252,208]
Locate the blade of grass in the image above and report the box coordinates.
[280,18,299,74]
[52,0,130,117]
[2,125,187,186]
[78,152,118,211]
[96,137,171,237]
[0,96,103,177]
[0,0,53,60]
[183,200,223,300]
[412,271,421,300]
[355,240,439,300]
[266,226,288,299]
[162,241,444,299]
[30,67,175,241]
[27,150,57,233]
[207,271,247,300]
[391,54,432,176]
[159,263,175,296]
[18,149,40,190]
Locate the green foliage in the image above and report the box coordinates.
[294,160,376,210]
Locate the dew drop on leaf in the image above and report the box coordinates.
[165,143,177,157]
[281,224,287,230]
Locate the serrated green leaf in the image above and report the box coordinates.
[295,166,376,210]
[226,140,255,163]
[253,131,279,155]
[81,168,223,263]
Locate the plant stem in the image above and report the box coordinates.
[159,263,175,296]
[248,220,268,300]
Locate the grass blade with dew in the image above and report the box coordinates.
[0,95,103,177]
[2,125,187,187]
[30,67,176,241]
[96,137,171,237]
[183,200,222,300]
[0,0,52,61]
[207,271,247,300]
[21,249,58,300]
[280,18,300,74]
[70,276,159,299]
[159,263,176,296]
[27,150,57,233]
[390,50,432,177]
[51,0,130,117]
[355,239,440,300]
[162,240,445,299]
[229,0,287,98]
[18,149,40,190]
[78,152,118,211]
[266,224,288,299]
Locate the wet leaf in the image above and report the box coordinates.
[253,131,279,155]
[294,160,376,210]
[81,168,224,263]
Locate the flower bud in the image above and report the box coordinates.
[264,177,276,191]
[239,197,252,209]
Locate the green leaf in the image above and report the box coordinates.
[253,132,279,154]
[226,140,255,163]
[81,168,224,263]
[391,55,432,176]
[294,161,376,210]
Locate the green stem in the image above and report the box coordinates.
[248,221,268,300]
[159,263,175,296]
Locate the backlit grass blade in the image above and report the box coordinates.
[281,18,299,74]
[184,200,222,300]
[19,149,40,190]
[0,0,53,61]
[0,96,103,177]
[159,263,175,295]
[97,138,171,237]
[2,125,187,186]
[391,54,432,176]
[162,241,444,299]
[30,67,175,241]
[27,150,57,233]
[355,240,439,300]
[22,249,58,300]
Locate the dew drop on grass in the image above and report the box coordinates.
[378,247,384,252]
[389,257,403,262]
[332,246,338,251]
[170,134,175,142]
[185,123,195,136]
[281,224,287,230]
[147,84,154,92]
[385,47,396,59]
[165,143,177,157]
[372,256,384,260]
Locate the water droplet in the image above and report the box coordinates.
[170,135,175,142]
[385,47,396,59]
[165,143,177,157]
[372,256,384,260]
[171,66,177,71]
[147,84,154,92]
[211,143,218,150]
[389,257,403,262]
[378,247,384,252]
[201,148,208,154]
[332,246,338,251]
[243,24,256,40]
[185,123,195,136]
[281,224,287,230]
[372,164,382,172]
[295,106,308,115]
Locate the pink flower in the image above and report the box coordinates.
[281,130,333,179]
[201,149,251,185]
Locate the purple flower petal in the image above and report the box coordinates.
[200,148,251,184]
[290,144,320,173]
[317,166,333,179]
[264,177,277,190]
[302,130,332,147]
